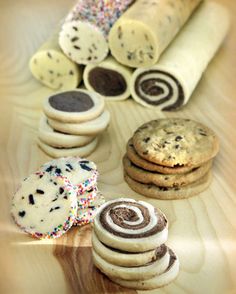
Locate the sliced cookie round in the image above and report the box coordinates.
[124,171,212,200]
[123,155,212,188]
[37,137,98,158]
[48,110,110,136]
[39,114,95,148]
[92,246,170,281]
[11,172,78,239]
[40,157,98,195]
[43,89,105,123]
[126,138,200,174]
[92,231,167,267]
[109,248,179,290]
[133,118,219,167]
[93,198,168,252]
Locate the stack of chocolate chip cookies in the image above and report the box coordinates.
[124,118,219,199]
[38,89,110,158]
[92,198,179,290]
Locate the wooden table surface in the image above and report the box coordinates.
[0,1,236,293]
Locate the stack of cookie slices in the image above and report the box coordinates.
[38,89,110,158]
[92,198,179,290]
[124,118,219,199]
[11,157,105,239]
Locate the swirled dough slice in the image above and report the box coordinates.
[39,115,95,148]
[92,246,170,280]
[83,56,132,101]
[109,0,202,67]
[29,29,82,90]
[93,198,168,252]
[130,2,230,109]
[11,172,77,239]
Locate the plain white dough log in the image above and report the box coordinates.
[130,1,230,110]
[29,29,82,90]
[109,0,202,68]
[83,56,133,101]
[59,0,134,65]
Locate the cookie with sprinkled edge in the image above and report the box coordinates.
[40,157,98,195]
[126,138,201,174]
[37,137,98,159]
[11,172,78,239]
[123,155,212,188]
[133,118,219,167]
[124,171,212,200]
[43,89,105,123]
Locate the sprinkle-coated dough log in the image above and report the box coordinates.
[37,137,98,158]
[94,198,168,252]
[11,172,77,239]
[83,56,133,101]
[38,115,95,148]
[130,2,230,110]
[109,0,202,68]
[29,29,82,90]
[59,0,134,65]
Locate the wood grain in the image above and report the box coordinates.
[0,0,236,293]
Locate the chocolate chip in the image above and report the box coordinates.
[40,219,44,222]
[71,36,79,42]
[143,151,149,155]
[59,187,64,194]
[87,56,92,61]
[28,194,35,205]
[21,196,25,200]
[159,187,168,191]
[63,196,68,200]
[18,211,26,217]
[53,182,57,186]
[118,26,122,39]
[80,163,92,171]
[46,165,53,172]
[69,70,74,75]
[36,189,44,194]
[164,177,169,180]
[199,132,207,136]
[92,43,97,50]
[49,70,53,74]
[143,137,150,143]
[66,164,73,171]
[39,175,43,179]
[72,26,78,31]
[55,206,60,210]
[49,208,53,213]
[74,45,80,50]
[175,145,180,149]
[55,168,61,174]
[47,52,52,59]
[175,136,183,141]
[52,197,58,202]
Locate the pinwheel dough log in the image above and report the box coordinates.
[109,0,202,67]
[59,0,134,65]
[130,2,230,110]
[29,30,82,90]
[83,56,133,101]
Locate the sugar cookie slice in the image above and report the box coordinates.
[110,249,179,290]
[94,198,168,252]
[43,89,105,123]
[29,29,82,90]
[123,155,212,188]
[92,231,165,267]
[39,115,95,148]
[40,157,98,195]
[124,171,212,200]
[11,172,77,239]
[48,110,110,136]
[38,138,98,158]
[93,246,170,281]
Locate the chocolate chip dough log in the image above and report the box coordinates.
[94,198,168,252]
[109,0,202,68]
[83,56,133,101]
[29,29,82,90]
[59,0,134,65]
[130,2,230,110]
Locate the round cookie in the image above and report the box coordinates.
[132,118,219,167]
[37,137,98,158]
[93,198,168,252]
[92,247,170,281]
[43,89,105,123]
[124,171,212,200]
[126,138,201,174]
[40,157,98,195]
[11,172,78,239]
[48,110,110,136]
[123,155,212,188]
[92,231,167,267]
[110,249,179,290]
[39,114,95,148]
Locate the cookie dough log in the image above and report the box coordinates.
[109,0,202,68]
[59,0,134,65]
[130,2,230,110]
[83,56,133,101]
[29,29,82,90]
